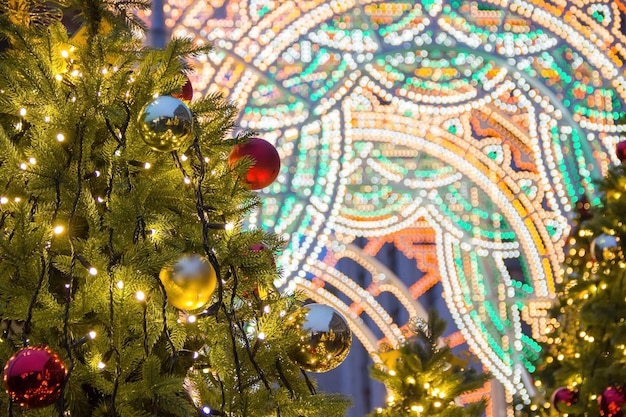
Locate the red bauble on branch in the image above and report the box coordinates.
[251,244,276,267]
[616,141,626,163]
[172,73,194,102]
[599,386,626,417]
[551,387,578,414]
[228,138,280,190]
[3,345,67,409]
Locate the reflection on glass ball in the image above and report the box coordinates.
[287,303,351,373]
[138,96,193,152]
[551,387,578,414]
[599,386,626,417]
[591,234,623,263]
[3,345,67,409]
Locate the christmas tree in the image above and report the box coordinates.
[368,310,490,417]
[0,0,351,416]
[531,147,626,417]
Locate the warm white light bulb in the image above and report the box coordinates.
[97,361,106,369]
[89,331,97,339]
[88,267,97,276]
[136,291,146,302]
[53,225,65,235]
[116,280,124,289]
[144,162,151,169]
[187,315,197,323]
[56,133,65,142]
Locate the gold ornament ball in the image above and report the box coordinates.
[138,96,193,152]
[159,254,217,310]
[287,303,352,373]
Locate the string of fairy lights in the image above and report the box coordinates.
[157,0,626,414]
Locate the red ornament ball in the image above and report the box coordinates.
[251,244,276,266]
[228,138,280,190]
[3,345,67,408]
[172,73,193,102]
[616,141,626,163]
[552,387,578,414]
[599,386,626,417]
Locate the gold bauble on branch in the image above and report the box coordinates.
[159,254,217,311]
[287,303,352,373]
[138,96,193,152]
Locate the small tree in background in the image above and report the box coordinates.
[368,310,490,417]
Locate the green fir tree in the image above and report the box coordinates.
[368,310,490,417]
[0,0,350,416]
[532,169,626,417]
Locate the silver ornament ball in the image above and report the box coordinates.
[591,234,623,263]
[138,96,193,152]
[287,303,352,373]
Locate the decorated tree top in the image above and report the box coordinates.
[368,310,490,417]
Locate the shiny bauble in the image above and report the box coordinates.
[251,243,276,267]
[551,387,578,414]
[159,254,217,310]
[377,347,401,371]
[138,96,193,152]
[172,73,194,102]
[591,234,623,263]
[617,141,626,163]
[3,345,67,408]
[228,138,280,190]
[287,303,351,373]
[599,386,626,417]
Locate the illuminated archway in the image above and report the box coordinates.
[157,0,626,412]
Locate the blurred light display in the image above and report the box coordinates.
[159,0,626,412]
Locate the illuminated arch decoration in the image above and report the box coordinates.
[159,0,626,410]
